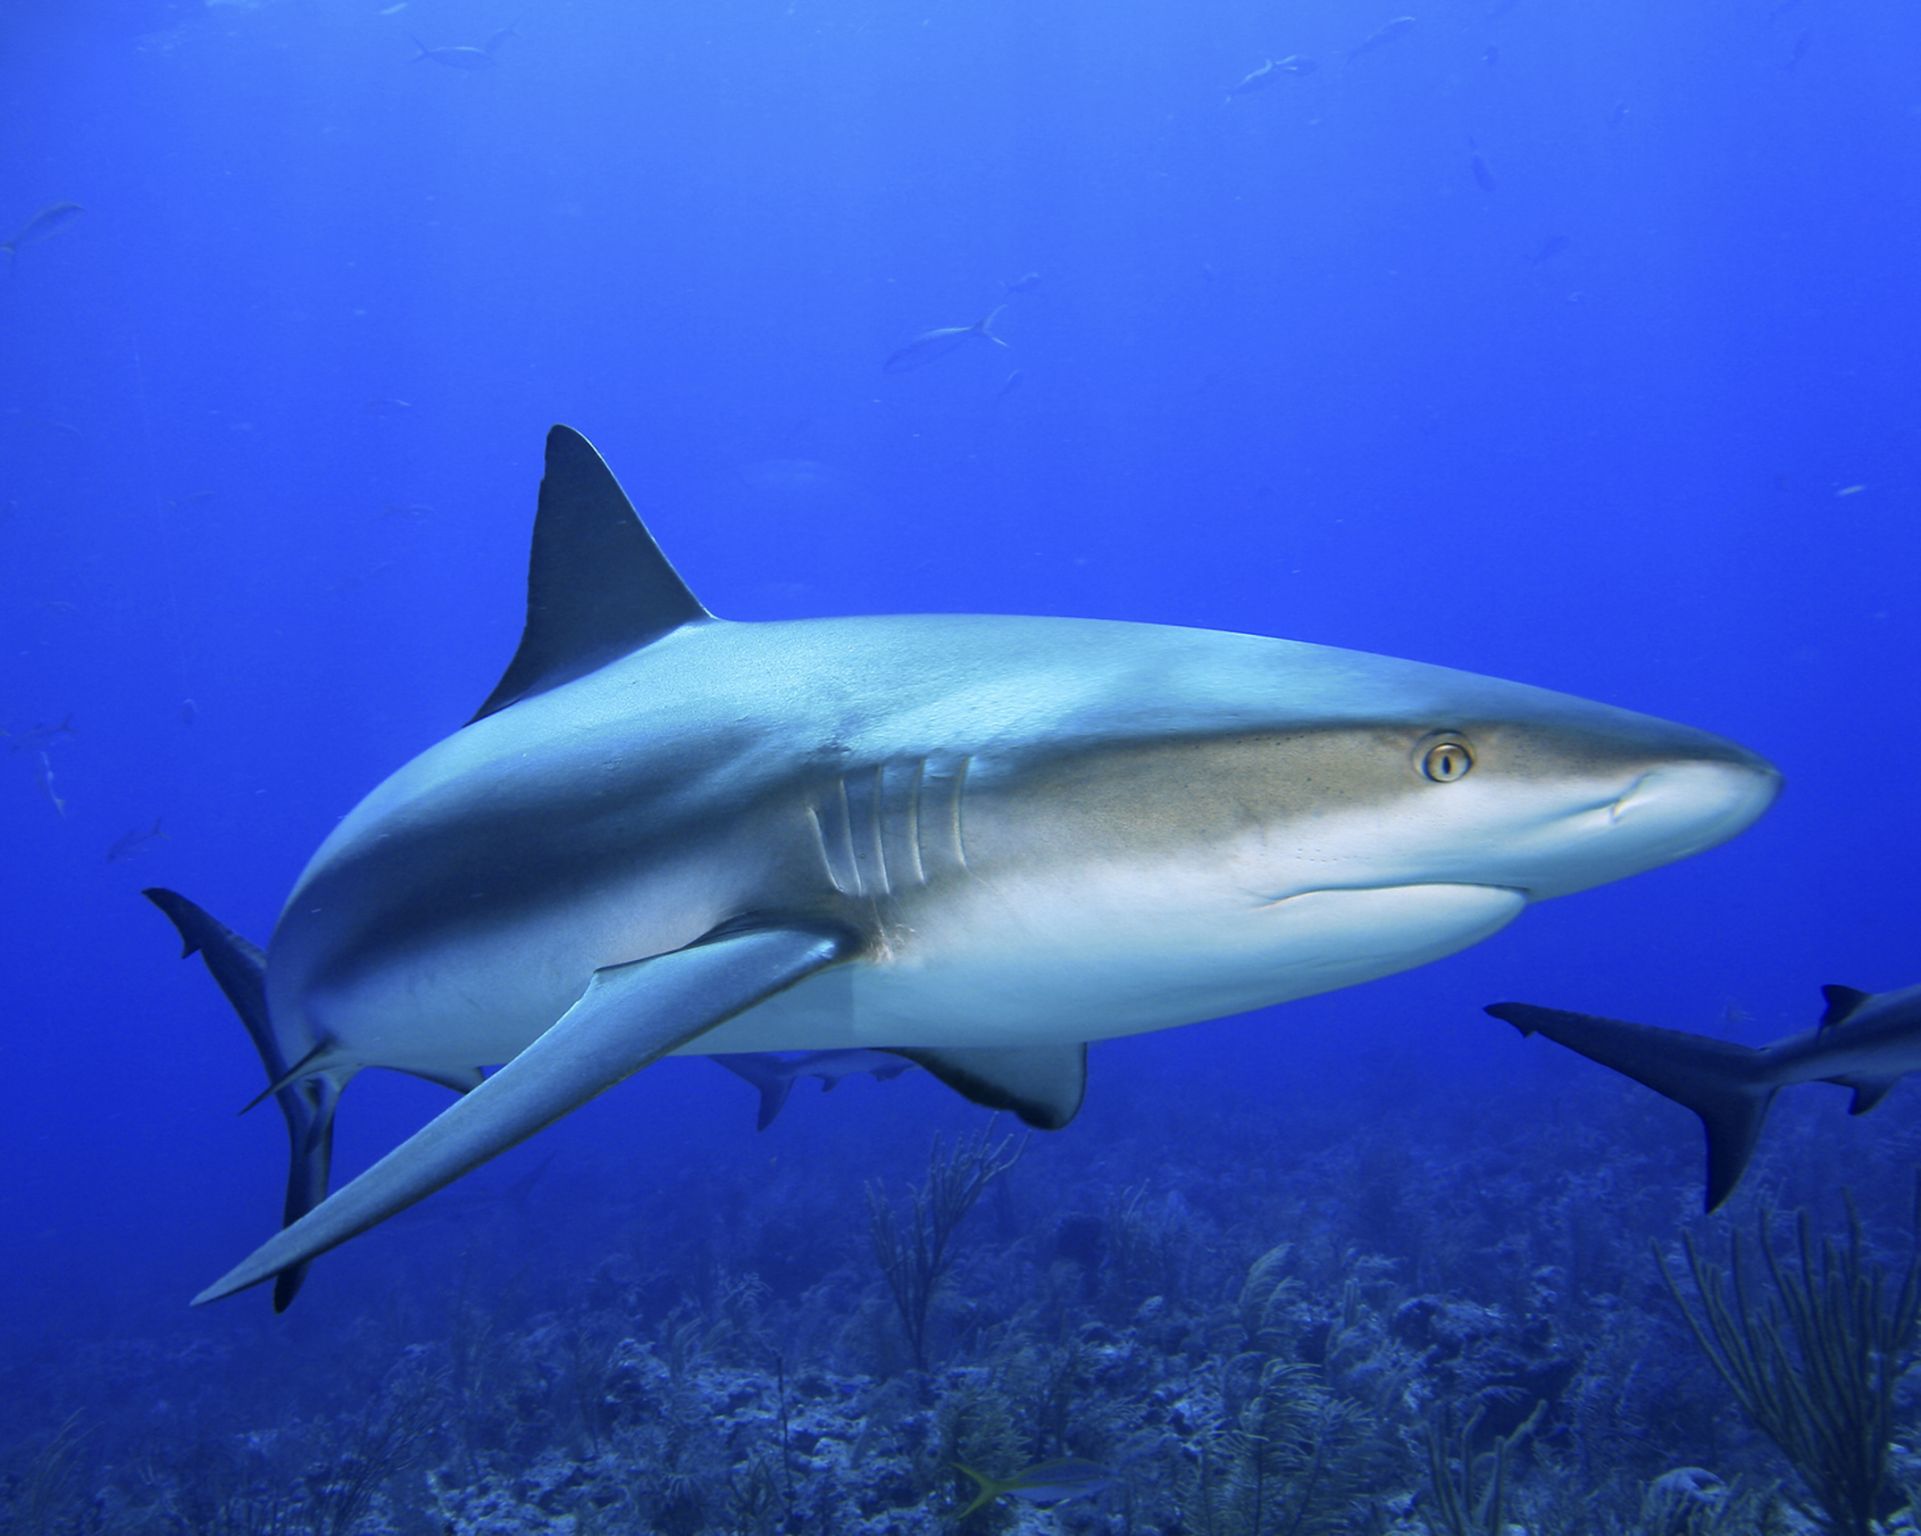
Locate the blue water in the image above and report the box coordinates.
[4,1,1919,1530]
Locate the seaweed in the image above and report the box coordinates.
[1656,1184,1921,1536]
[866,1123,1025,1373]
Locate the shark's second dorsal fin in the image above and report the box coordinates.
[472,426,711,723]
[1819,984,1873,1030]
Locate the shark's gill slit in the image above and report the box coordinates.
[901,757,929,887]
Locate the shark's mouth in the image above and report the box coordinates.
[1254,882,1529,986]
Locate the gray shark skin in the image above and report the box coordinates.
[714,1049,916,1130]
[1489,983,1921,1212]
[151,425,1779,1307]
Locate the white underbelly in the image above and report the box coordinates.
[688,882,1528,1053]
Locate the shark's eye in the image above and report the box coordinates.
[1420,739,1474,783]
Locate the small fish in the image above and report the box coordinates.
[1347,16,1415,64]
[365,398,414,415]
[383,502,437,520]
[1607,100,1631,129]
[1835,484,1867,498]
[996,368,1026,401]
[486,19,522,54]
[409,35,499,69]
[1,202,83,265]
[1483,44,1499,67]
[35,750,65,819]
[181,698,199,726]
[167,490,217,513]
[1276,54,1317,75]
[883,306,1010,374]
[378,1,408,13]
[1469,141,1497,193]
[955,1458,1113,1520]
[1529,233,1571,265]
[4,713,76,753]
[1227,58,1280,98]
[108,818,168,863]
[1004,270,1042,295]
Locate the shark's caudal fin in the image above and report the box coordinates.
[712,1053,797,1131]
[145,889,347,1311]
[472,425,712,722]
[1486,1002,1774,1211]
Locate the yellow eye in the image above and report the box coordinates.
[1421,740,1473,783]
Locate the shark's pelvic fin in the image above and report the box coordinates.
[891,1042,1088,1130]
[192,920,855,1305]
[1819,984,1874,1030]
[1832,1075,1900,1116]
[1487,1002,1774,1211]
[472,424,712,723]
[145,888,348,1310]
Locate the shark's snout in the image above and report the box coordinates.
[1608,752,1781,856]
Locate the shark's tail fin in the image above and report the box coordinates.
[1486,1002,1775,1212]
[974,304,1011,349]
[146,888,346,1310]
[407,33,431,61]
[712,1053,795,1131]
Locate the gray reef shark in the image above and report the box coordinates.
[1488,983,1921,1211]
[714,1049,917,1131]
[149,425,1779,1309]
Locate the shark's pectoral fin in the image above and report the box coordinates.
[889,1043,1088,1130]
[193,921,855,1305]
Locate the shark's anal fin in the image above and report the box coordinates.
[472,425,712,723]
[145,887,346,1311]
[890,1043,1088,1130]
[1819,984,1874,1030]
[1486,1002,1772,1212]
[192,921,855,1305]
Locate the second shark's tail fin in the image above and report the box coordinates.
[712,1053,796,1131]
[146,888,347,1310]
[1486,1002,1775,1212]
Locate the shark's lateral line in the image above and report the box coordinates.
[1489,983,1921,1211]
[152,425,1780,1307]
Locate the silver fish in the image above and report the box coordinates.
[1,203,82,263]
[883,305,1010,374]
[108,818,168,864]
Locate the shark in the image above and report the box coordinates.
[149,425,1779,1309]
[1488,983,1921,1211]
[714,1049,918,1131]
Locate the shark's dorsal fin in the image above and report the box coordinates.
[1819,984,1873,1030]
[472,425,711,723]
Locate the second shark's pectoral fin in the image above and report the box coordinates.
[193,921,854,1305]
[890,1042,1088,1130]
